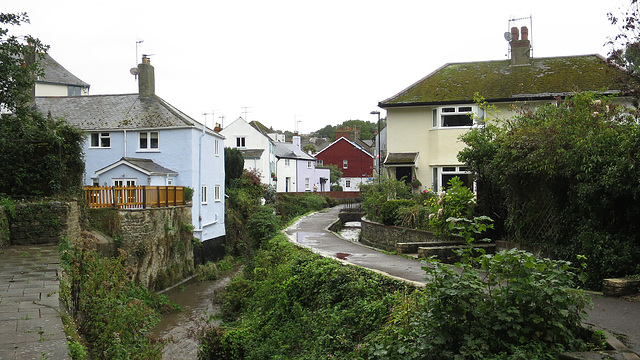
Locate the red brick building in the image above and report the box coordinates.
[315,137,374,191]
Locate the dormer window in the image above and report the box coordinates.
[432,105,478,128]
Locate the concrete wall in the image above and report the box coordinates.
[361,218,438,252]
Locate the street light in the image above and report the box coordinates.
[370,111,381,183]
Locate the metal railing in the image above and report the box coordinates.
[83,186,186,209]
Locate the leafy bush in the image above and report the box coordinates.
[380,199,416,226]
[59,238,179,359]
[247,205,280,248]
[428,176,476,239]
[199,235,411,359]
[458,93,640,287]
[355,229,592,359]
[276,193,330,223]
[361,177,412,222]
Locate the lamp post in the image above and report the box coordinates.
[370,110,381,183]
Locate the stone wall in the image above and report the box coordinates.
[9,201,82,245]
[360,218,439,252]
[89,206,195,290]
[0,206,8,247]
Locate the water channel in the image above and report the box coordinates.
[151,266,243,360]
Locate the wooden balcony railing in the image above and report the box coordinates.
[83,186,186,209]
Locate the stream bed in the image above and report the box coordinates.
[151,266,243,359]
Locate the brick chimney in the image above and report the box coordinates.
[510,26,531,65]
[138,55,155,97]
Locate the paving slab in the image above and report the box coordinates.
[0,245,69,359]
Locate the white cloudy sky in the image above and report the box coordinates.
[4,0,628,134]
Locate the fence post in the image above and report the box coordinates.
[143,186,147,209]
[112,186,117,208]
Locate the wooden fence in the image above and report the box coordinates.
[83,186,186,209]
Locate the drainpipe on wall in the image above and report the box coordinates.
[123,130,127,157]
[196,122,204,241]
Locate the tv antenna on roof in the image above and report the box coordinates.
[505,15,533,57]
[131,39,144,79]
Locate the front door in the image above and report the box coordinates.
[395,167,412,184]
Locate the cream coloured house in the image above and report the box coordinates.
[378,26,632,192]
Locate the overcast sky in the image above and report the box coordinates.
[4,0,628,134]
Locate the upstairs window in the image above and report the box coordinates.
[307,161,313,169]
[139,131,159,150]
[236,136,246,148]
[67,85,82,96]
[433,106,476,128]
[90,132,110,148]
[343,159,348,169]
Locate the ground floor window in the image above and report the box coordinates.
[395,166,412,184]
[432,166,473,192]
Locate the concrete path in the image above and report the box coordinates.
[0,245,69,360]
[285,205,640,356]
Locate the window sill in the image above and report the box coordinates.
[89,147,111,149]
[137,149,161,153]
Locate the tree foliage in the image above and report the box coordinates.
[0,13,84,197]
[224,147,244,187]
[458,93,640,288]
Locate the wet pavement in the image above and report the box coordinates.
[285,205,640,356]
[0,245,69,360]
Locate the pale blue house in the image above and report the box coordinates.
[275,136,330,193]
[34,56,225,261]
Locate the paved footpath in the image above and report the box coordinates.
[285,205,640,356]
[0,245,69,360]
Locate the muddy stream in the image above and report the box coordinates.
[151,266,243,359]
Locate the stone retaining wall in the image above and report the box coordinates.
[0,206,8,247]
[88,206,195,290]
[9,201,82,245]
[360,218,439,252]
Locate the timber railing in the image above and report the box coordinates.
[83,186,186,209]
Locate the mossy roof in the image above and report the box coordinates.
[380,55,628,107]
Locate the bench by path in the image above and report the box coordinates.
[0,245,70,359]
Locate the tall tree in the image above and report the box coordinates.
[0,13,84,197]
[607,1,640,101]
[0,13,48,113]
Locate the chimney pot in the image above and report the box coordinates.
[521,26,529,40]
[510,27,519,41]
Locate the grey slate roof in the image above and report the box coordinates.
[33,94,200,131]
[275,142,315,161]
[37,53,90,87]
[384,152,418,165]
[95,157,178,176]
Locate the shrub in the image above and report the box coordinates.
[361,178,412,222]
[59,238,179,359]
[246,205,280,248]
[199,235,411,359]
[428,177,476,238]
[380,199,416,226]
[355,242,592,359]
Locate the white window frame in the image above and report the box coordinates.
[201,185,208,204]
[305,177,311,191]
[316,159,323,166]
[214,185,221,202]
[139,131,159,150]
[343,159,348,169]
[345,179,351,188]
[236,136,246,148]
[432,105,479,129]
[432,166,474,192]
[284,159,290,166]
[307,161,313,169]
[90,132,111,148]
[112,179,137,187]
[215,139,220,156]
